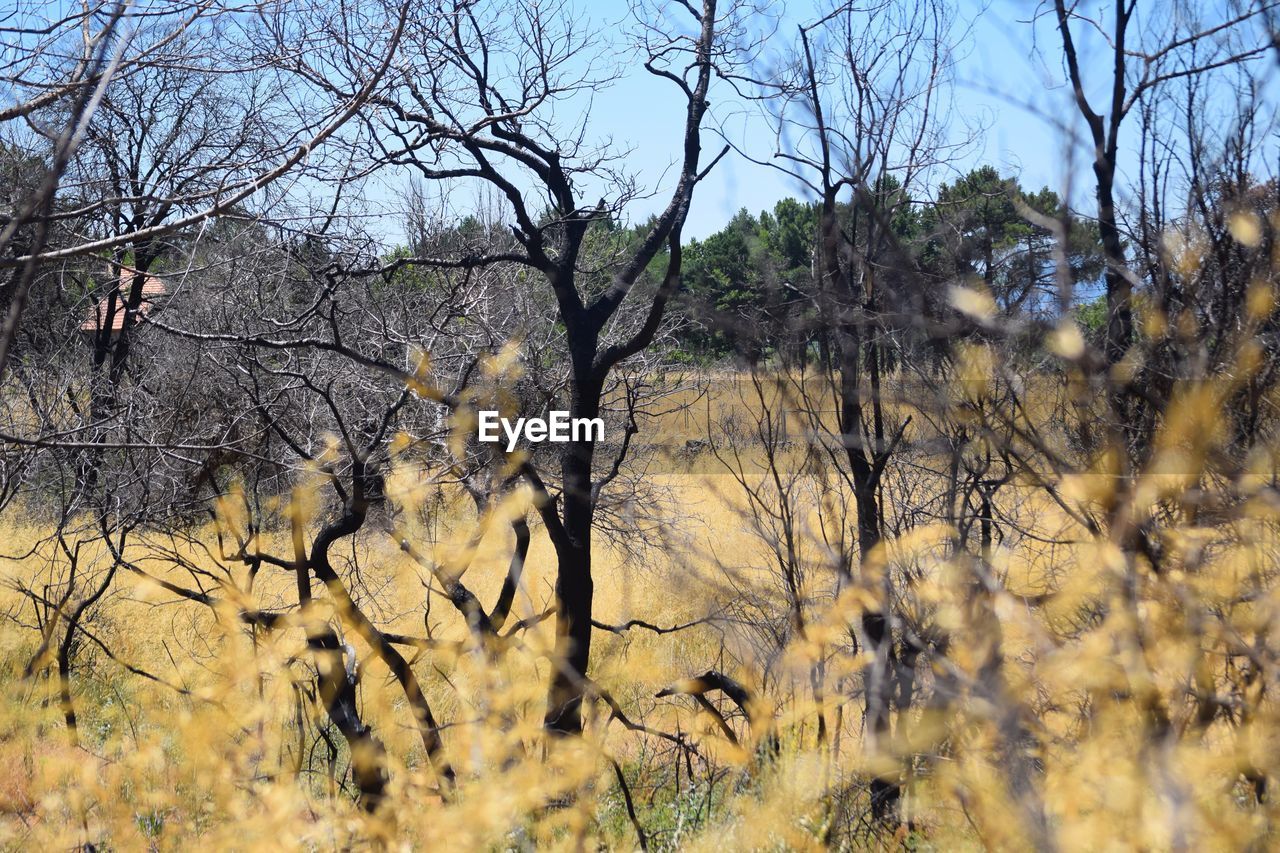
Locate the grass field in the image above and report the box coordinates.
[2,373,1279,850]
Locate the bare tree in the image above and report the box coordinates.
[0,0,411,385]
[272,0,751,735]
[742,0,960,822]
[1047,0,1275,446]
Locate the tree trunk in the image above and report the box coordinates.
[545,368,601,735]
[1094,161,1132,368]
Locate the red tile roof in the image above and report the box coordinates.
[80,267,168,333]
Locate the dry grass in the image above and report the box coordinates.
[2,373,1279,850]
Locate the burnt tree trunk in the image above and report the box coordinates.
[815,170,909,823]
[544,362,601,733]
[534,1,719,737]
[295,481,390,810]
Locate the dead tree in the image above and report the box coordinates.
[279,0,745,735]
[1048,0,1274,449]
[753,0,957,823]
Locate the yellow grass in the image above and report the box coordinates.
[1,372,1279,849]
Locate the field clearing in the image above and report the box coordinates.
[5,360,1280,849]
[6,431,1274,849]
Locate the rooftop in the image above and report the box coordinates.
[80,266,168,333]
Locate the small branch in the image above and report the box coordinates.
[610,757,650,852]
[591,615,716,635]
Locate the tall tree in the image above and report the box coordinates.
[1048,0,1273,443]
[922,166,1105,319]
[753,0,960,822]
[285,0,744,734]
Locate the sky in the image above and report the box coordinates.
[570,0,1075,239]
[556,0,1277,240]
[361,0,1277,245]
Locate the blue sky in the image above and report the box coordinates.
[565,0,1277,240]
[575,0,1075,239]
[365,0,1276,244]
